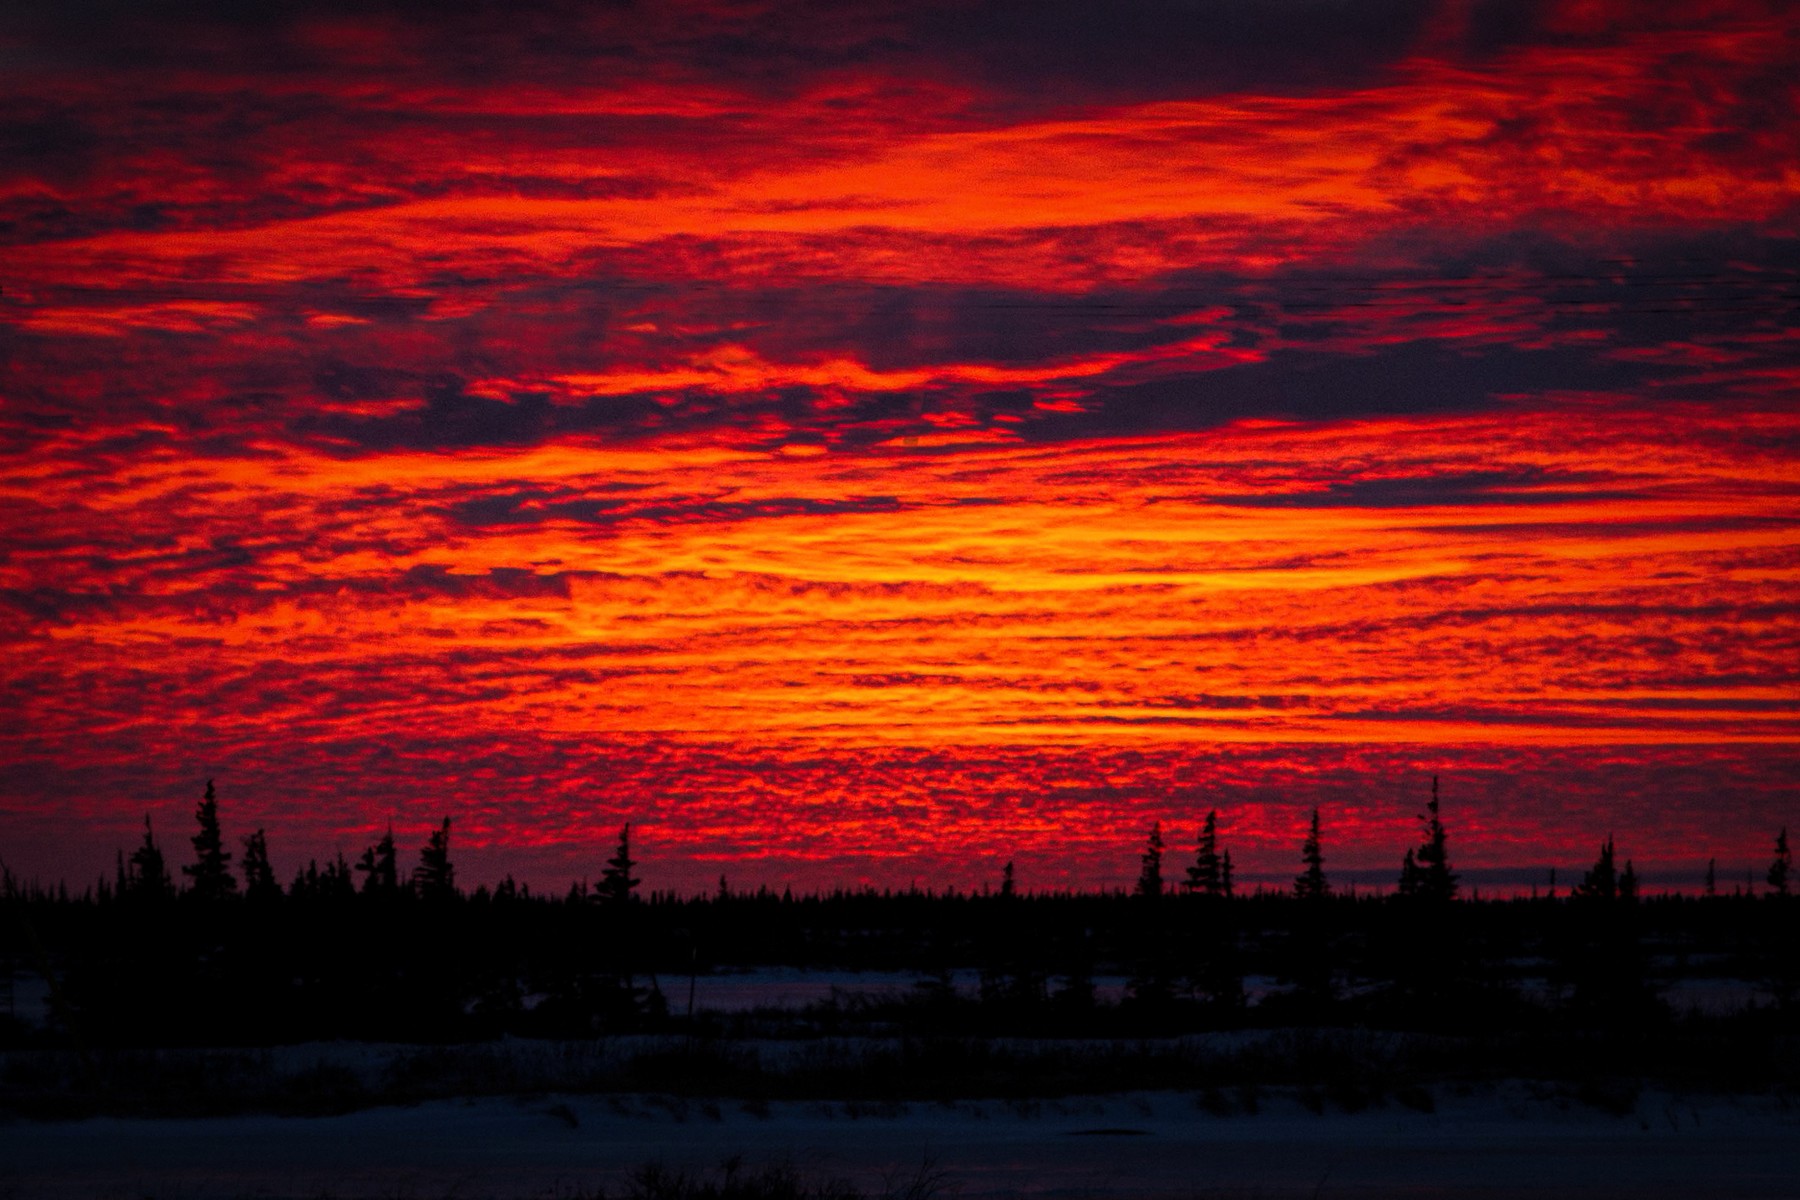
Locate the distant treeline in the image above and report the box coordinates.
[0,780,1795,1050]
[41,776,1800,908]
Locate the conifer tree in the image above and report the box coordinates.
[1574,837,1619,902]
[1222,848,1235,898]
[125,815,175,902]
[1770,828,1792,897]
[1398,847,1420,897]
[1135,821,1165,900]
[1294,809,1330,901]
[324,852,356,901]
[1704,857,1717,898]
[1563,838,1655,1019]
[413,817,455,901]
[240,828,281,902]
[183,779,237,900]
[1137,820,1166,895]
[1000,860,1016,899]
[1126,822,1173,1009]
[597,823,639,908]
[290,856,351,902]
[1398,776,1458,902]
[1186,810,1224,897]
[355,825,399,896]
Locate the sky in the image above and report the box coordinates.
[2,0,1797,895]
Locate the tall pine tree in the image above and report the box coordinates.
[1574,837,1619,902]
[1135,822,1165,900]
[1397,776,1457,902]
[1565,838,1653,1020]
[597,823,639,908]
[325,852,356,901]
[355,825,399,896]
[125,815,175,902]
[183,779,237,901]
[413,817,456,901]
[1294,808,1330,901]
[1398,848,1420,896]
[1770,827,1791,897]
[240,828,281,902]
[1185,810,1225,897]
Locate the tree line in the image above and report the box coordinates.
[1128,777,1791,904]
[116,781,474,906]
[92,776,1798,908]
[0,775,1791,1050]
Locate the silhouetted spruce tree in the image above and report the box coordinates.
[355,825,399,896]
[1125,824,1172,1014]
[125,815,175,902]
[1561,835,1657,1022]
[1398,848,1420,896]
[1278,809,1335,1012]
[1397,776,1458,902]
[1762,829,1798,1008]
[597,823,639,908]
[1705,857,1717,897]
[240,828,281,902]
[593,824,653,1024]
[413,817,455,901]
[292,854,356,902]
[1185,810,1224,897]
[182,779,236,901]
[324,852,356,901]
[1387,778,1470,1019]
[1136,822,1165,900]
[1575,837,1619,902]
[1184,811,1244,1012]
[290,859,320,899]
[1000,860,1016,899]
[1294,809,1330,901]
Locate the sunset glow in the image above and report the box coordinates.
[3,0,1796,892]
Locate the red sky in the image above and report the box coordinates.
[2,0,1797,893]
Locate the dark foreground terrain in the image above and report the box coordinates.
[3,880,1797,1197]
[3,1077,1798,1199]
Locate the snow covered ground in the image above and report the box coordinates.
[2,1083,1795,1199]
[677,969,1291,1012]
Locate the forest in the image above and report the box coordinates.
[2,781,1796,1120]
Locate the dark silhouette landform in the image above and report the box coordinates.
[1,784,1796,1199]
[2,782,1794,1092]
